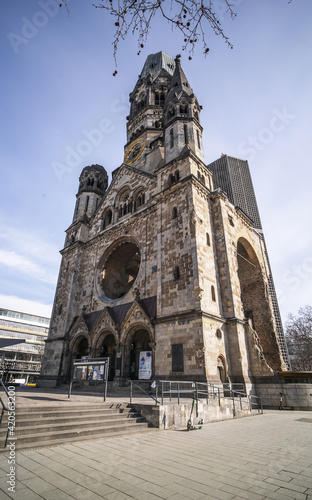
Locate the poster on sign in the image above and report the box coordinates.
[138,351,152,379]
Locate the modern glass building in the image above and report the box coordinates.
[0,308,50,384]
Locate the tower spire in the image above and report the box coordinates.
[165,54,194,101]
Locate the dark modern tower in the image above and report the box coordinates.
[208,154,290,369]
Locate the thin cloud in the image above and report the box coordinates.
[0,249,57,286]
[0,294,52,318]
[0,220,61,266]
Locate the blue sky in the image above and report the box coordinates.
[1,0,311,324]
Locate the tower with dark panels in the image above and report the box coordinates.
[39,52,289,397]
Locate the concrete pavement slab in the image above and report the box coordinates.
[1,410,312,499]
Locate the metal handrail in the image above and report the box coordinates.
[130,381,161,404]
[157,380,263,414]
[0,378,10,448]
[159,380,196,404]
[129,379,263,414]
[196,382,263,414]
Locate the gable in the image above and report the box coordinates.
[90,163,156,232]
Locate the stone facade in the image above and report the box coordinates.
[39,52,288,391]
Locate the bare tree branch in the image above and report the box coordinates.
[92,0,237,74]
[60,0,293,75]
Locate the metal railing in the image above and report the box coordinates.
[129,380,263,415]
[130,381,161,404]
[194,382,263,415]
[0,378,10,448]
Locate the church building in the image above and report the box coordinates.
[39,51,289,391]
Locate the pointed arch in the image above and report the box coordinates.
[237,237,282,370]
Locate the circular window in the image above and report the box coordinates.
[99,242,141,301]
[216,329,222,339]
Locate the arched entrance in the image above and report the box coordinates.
[95,333,116,381]
[67,335,89,382]
[237,238,281,370]
[72,336,89,359]
[125,328,152,380]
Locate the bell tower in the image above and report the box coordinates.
[124,52,204,174]
[163,55,204,164]
[73,164,108,222]
[124,51,175,173]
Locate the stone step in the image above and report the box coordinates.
[0,402,152,451]
[0,426,156,452]
[7,406,131,420]
[0,412,142,433]
[1,415,146,438]
[1,410,139,427]
[13,402,128,413]
[0,426,154,452]
[3,420,150,446]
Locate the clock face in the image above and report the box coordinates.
[124,138,145,165]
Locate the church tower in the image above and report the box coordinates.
[39,51,288,391]
[73,164,108,222]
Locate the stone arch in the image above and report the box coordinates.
[217,355,227,383]
[115,186,132,218]
[154,86,167,106]
[66,333,90,381]
[122,323,154,380]
[236,237,281,370]
[69,333,90,359]
[102,207,113,230]
[97,237,141,302]
[93,330,117,381]
[133,186,146,211]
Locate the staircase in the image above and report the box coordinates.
[0,402,152,452]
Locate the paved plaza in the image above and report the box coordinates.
[0,407,312,500]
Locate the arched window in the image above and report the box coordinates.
[102,209,113,230]
[137,94,146,111]
[170,170,180,185]
[217,356,226,383]
[180,103,188,114]
[172,207,178,219]
[211,285,216,302]
[228,216,234,227]
[170,128,174,149]
[168,106,175,119]
[116,188,131,219]
[134,189,145,212]
[75,198,80,216]
[184,124,188,144]
[173,266,180,280]
[197,130,201,149]
[206,233,210,246]
[85,196,89,212]
[155,88,166,106]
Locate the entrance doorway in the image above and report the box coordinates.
[97,334,116,381]
[128,329,151,380]
[73,337,88,359]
